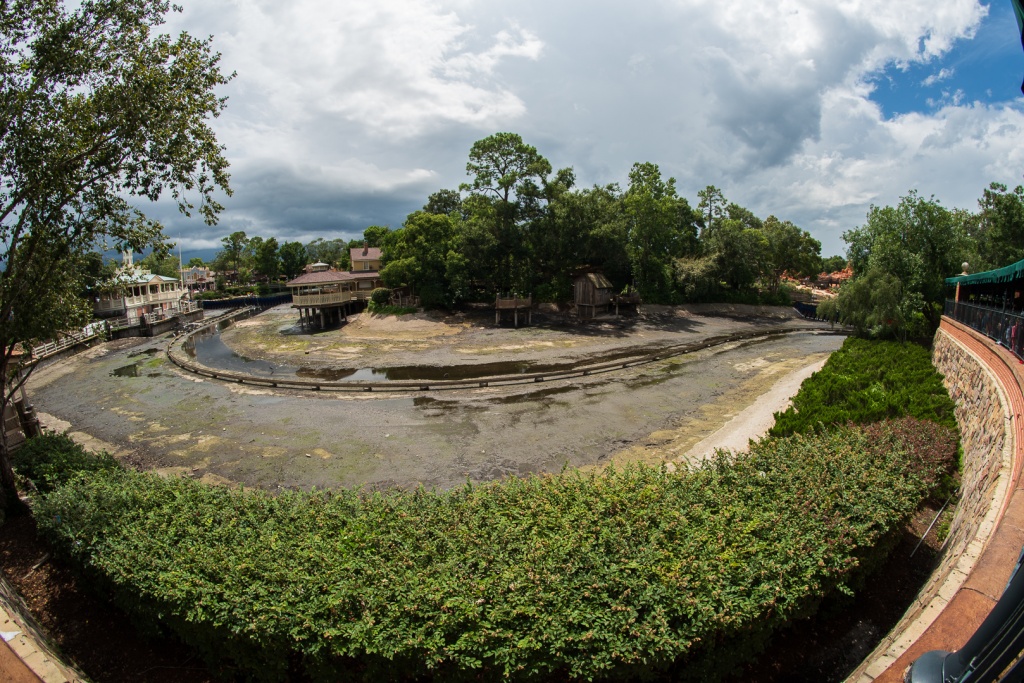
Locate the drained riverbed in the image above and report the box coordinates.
[28,306,843,491]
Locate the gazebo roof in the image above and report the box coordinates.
[287,269,379,286]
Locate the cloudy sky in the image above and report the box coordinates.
[155,0,1024,260]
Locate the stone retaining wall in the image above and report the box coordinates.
[848,319,1022,681]
[932,330,1012,573]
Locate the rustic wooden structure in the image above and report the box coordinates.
[573,271,615,319]
[495,295,532,327]
[390,286,420,308]
[287,245,385,330]
[611,290,641,316]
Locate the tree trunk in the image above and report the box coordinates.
[0,426,18,514]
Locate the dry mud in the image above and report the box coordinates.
[28,305,843,491]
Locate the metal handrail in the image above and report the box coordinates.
[944,300,1024,362]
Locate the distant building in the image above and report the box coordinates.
[286,244,384,329]
[180,265,214,291]
[93,251,186,323]
[347,244,383,295]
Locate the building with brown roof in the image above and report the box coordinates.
[286,244,385,329]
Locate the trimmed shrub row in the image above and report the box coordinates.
[769,337,957,438]
[11,433,120,493]
[31,419,955,681]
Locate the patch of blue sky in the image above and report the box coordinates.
[869,2,1024,119]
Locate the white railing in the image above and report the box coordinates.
[123,291,182,307]
[30,321,106,359]
[32,300,200,360]
[95,298,125,313]
[107,316,133,330]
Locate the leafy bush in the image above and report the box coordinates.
[194,290,228,301]
[369,287,391,305]
[35,419,953,682]
[12,432,120,493]
[769,337,957,438]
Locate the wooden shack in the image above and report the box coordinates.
[573,271,615,319]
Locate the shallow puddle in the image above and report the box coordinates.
[111,363,140,378]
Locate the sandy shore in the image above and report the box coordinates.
[681,356,827,463]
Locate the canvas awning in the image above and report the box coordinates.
[946,258,1024,287]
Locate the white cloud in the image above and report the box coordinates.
[156,0,1014,260]
[923,67,956,86]
[174,0,543,143]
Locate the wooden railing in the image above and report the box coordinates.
[291,291,353,307]
[495,295,531,309]
[30,301,201,360]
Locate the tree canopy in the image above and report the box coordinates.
[371,136,826,308]
[970,182,1024,271]
[0,0,231,504]
[836,191,970,335]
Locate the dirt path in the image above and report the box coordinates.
[27,306,842,491]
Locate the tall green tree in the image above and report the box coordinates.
[361,225,391,249]
[138,249,181,278]
[697,185,727,239]
[219,231,248,273]
[759,216,821,294]
[522,167,578,301]
[623,163,699,302]
[821,255,847,273]
[726,202,764,231]
[305,238,346,268]
[252,237,280,280]
[705,218,767,291]
[279,241,307,280]
[819,269,921,340]
[972,182,1024,270]
[380,211,465,307]
[424,189,464,218]
[460,132,552,293]
[537,183,628,301]
[841,191,970,331]
[0,0,231,506]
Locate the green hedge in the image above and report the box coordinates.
[11,433,120,493]
[32,418,954,681]
[769,337,957,438]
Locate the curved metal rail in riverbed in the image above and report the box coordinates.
[166,310,842,393]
